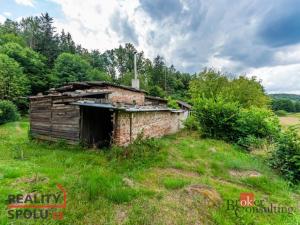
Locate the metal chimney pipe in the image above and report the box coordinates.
[134,53,137,79]
[132,52,140,89]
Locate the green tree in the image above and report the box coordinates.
[0,19,19,35]
[59,29,76,54]
[35,13,59,67]
[225,76,270,108]
[0,54,29,100]
[0,33,25,46]
[189,69,229,101]
[0,42,47,94]
[87,68,112,82]
[151,55,166,89]
[149,85,165,98]
[271,99,295,112]
[52,53,91,85]
[190,70,269,108]
[19,16,40,49]
[295,101,300,112]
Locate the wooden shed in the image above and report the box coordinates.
[29,82,189,147]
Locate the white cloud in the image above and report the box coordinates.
[49,0,300,93]
[3,12,12,17]
[52,0,140,52]
[0,14,6,23]
[15,0,34,7]
[248,64,300,94]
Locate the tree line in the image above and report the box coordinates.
[271,98,300,113]
[0,13,192,110]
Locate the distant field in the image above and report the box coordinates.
[279,113,300,134]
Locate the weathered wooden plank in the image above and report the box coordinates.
[30,99,52,105]
[51,107,79,113]
[31,128,52,135]
[52,124,79,131]
[30,112,51,118]
[52,110,79,117]
[30,120,51,126]
[51,117,79,125]
[30,118,51,124]
[52,98,79,104]
[31,128,79,139]
[30,124,51,129]
[51,105,79,110]
[31,107,51,111]
[51,132,79,140]
[31,133,78,144]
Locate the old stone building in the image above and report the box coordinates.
[29,81,190,147]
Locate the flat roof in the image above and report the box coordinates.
[71,101,183,112]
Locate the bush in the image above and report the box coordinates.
[193,97,240,140]
[183,114,199,131]
[275,110,288,116]
[193,98,281,150]
[0,100,20,124]
[270,129,300,184]
[235,107,280,149]
[167,97,179,109]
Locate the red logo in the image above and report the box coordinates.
[240,193,254,207]
[7,184,66,220]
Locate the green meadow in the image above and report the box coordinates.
[0,119,299,225]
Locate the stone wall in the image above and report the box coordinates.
[105,87,145,105]
[113,111,183,146]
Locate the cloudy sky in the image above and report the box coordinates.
[0,0,300,94]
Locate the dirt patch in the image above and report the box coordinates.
[115,206,129,224]
[12,176,49,186]
[185,184,222,206]
[229,170,262,178]
[122,177,135,187]
[209,147,217,153]
[151,185,219,224]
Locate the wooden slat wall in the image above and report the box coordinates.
[30,96,80,143]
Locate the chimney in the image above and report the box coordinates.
[132,53,140,89]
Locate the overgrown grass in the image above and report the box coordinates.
[0,119,299,224]
[162,177,190,190]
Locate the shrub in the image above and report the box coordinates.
[194,98,280,150]
[275,110,288,116]
[0,100,20,124]
[269,129,300,184]
[193,97,240,141]
[167,97,180,109]
[235,107,281,149]
[183,114,199,131]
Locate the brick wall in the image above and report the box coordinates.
[105,87,145,105]
[113,111,183,146]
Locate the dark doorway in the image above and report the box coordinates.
[80,107,114,148]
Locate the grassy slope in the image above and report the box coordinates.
[0,119,299,225]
